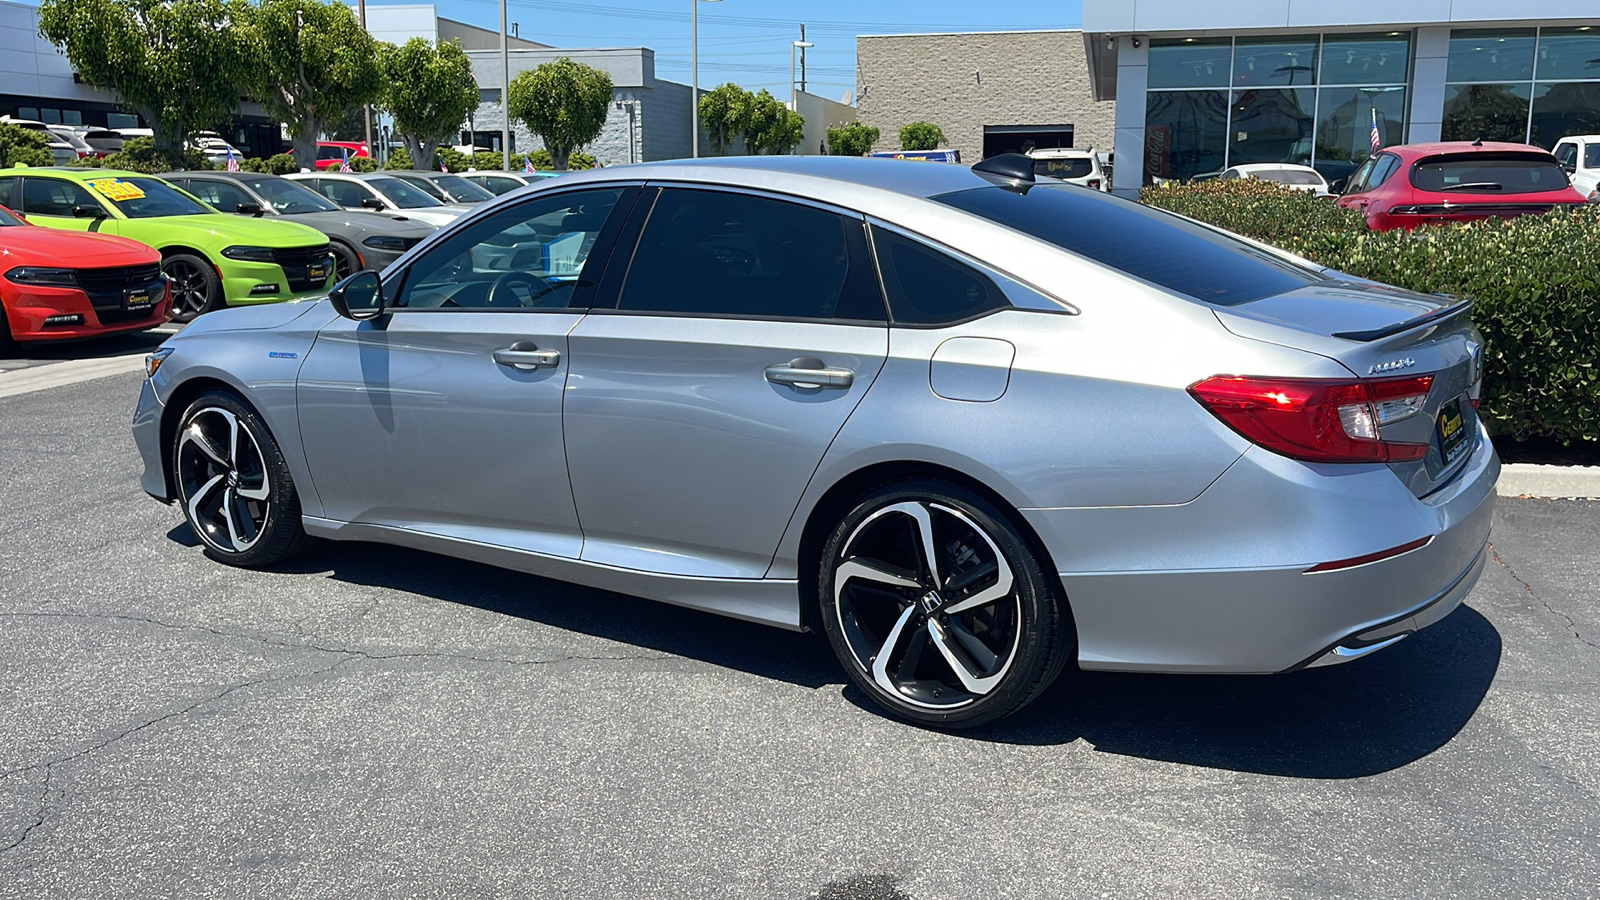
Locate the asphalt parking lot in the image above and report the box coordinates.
[1,369,1597,899]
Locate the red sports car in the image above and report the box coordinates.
[0,204,171,351]
[1335,141,1587,231]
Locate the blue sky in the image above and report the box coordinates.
[422,0,1086,100]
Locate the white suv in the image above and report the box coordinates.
[1026,148,1109,191]
[1553,136,1600,200]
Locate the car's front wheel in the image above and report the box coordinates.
[172,390,309,567]
[329,241,360,282]
[817,480,1072,728]
[164,253,223,323]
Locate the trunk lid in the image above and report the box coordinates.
[1212,280,1484,498]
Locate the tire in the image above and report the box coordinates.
[0,303,18,357]
[329,241,360,283]
[164,253,223,323]
[817,479,1071,729]
[172,390,309,567]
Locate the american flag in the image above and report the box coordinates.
[225,146,239,172]
[1370,109,1382,154]
[522,156,535,175]
[439,159,448,173]
[338,149,352,173]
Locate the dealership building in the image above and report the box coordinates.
[1082,2,1600,195]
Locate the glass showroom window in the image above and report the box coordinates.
[1145,39,1232,183]
[1531,28,1600,149]
[1229,38,1318,167]
[1313,34,1409,174]
[1444,29,1536,143]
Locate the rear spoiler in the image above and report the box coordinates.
[1333,296,1474,342]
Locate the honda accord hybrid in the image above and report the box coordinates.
[132,155,1499,727]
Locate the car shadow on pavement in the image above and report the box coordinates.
[264,538,1501,780]
[10,329,170,363]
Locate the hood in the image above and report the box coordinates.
[281,209,437,239]
[173,296,324,336]
[0,226,157,267]
[129,213,327,249]
[397,206,470,227]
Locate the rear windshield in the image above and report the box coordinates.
[1254,169,1323,186]
[934,184,1323,306]
[1033,158,1094,180]
[1411,153,1570,194]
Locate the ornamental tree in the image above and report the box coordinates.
[247,0,384,165]
[508,57,613,171]
[697,83,752,155]
[826,122,879,157]
[739,90,803,155]
[36,0,253,155]
[899,121,946,151]
[380,38,480,171]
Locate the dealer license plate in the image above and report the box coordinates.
[1436,398,1468,466]
[308,263,328,282]
[124,288,153,311]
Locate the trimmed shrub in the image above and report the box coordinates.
[567,151,596,170]
[826,123,879,157]
[899,121,945,152]
[473,150,504,170]
[384,146,414,169]
[434,147,472,173]
[347,155,377,173]
[100,137,210,173]
[0,123,56,168]
[1142,179,1600,446]
[68,155,105,168]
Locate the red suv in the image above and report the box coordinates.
[1335,141,1586,231]
[290,141,371,170]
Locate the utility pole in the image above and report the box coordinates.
[500,0,510,169]
[800,24,806,94]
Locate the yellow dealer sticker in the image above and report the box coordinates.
[88,178,146,202]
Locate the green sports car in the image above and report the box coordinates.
[0,166,335,322]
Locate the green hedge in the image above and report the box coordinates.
[1142,180,1599,446]
[0,123,55,168]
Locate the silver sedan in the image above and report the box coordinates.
[131,155,1499,727]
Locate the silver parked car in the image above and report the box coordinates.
[160,171,437,280]
[284,171,472,228]
[384,169,499,205]
[132,155,1499,728]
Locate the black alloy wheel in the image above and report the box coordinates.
[818,480,1072,728]
[163,253,223,323]
[329,242,360,282]
[173,390,308,567]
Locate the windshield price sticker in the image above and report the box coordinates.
[88,179,146,202]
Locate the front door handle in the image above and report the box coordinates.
[494,341,562,371]
[764,356,854,389]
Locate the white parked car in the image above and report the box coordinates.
[1552,135,1600,200]
[189,131,243,166]
[1026,148,1109,191]
[0,116,78,164]
[1220,163,1332,197]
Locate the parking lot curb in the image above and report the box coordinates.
[1496,463,1600,500]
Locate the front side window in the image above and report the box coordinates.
[1344,155,1379,193]
[183,179,253,212]
[431,174,496,203]
[396,188,627,311]
[935,184,1322,307]
[246,177,338,214]
[617,189,883,321]
[315,179,372,209]
[0,204,22,226]
[22,177,101,217]
[395,175,450,202]
[870,226,1008,326]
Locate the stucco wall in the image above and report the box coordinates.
[856,30,1115,159]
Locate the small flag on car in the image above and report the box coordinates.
[225,146,239,172]
[439,159,448,173]
[1370,109,1382,154]
[523,156,535,175]
[338,149,352,173]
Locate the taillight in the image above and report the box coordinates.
[1087,178,1101,190]
[1189,374,1433,463]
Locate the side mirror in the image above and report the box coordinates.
[1329,178,1348,195]
[236,201,264,216]
[72,204,105,219]
[361,197,386,210]
[328,270,385,321]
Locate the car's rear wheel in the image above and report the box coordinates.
[172,390,308,567]
[164,253,223,323]
[817,480,1071,728]
[329,241,360,282]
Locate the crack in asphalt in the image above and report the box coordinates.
[0,610,681,668]
[0,766,51,856]
[1491,544,1599,652]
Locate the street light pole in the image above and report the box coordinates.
[501,0,510,170]
[359,0,371,157]
[691,0,721,159]
[790,39,813,111]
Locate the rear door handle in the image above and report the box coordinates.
[494,341,562,371]
[765,356,854,389]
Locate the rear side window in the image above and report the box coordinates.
[870,226,1008,325]
[184,179,253,212]
[1586,144,1600,169]
[22,178,100,217]
[1256,169,1323,186]
[618,188,884,321]
[1411,153,1571,193]
[935,184,1322,307]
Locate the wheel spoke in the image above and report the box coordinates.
[235,481,270,501]
[938,504,1015,615]
[834,558,922,594]
[220,487,245,549]
[186,473,226,525]
[869,604,920,697]
[180,425,230,468]
[927,619,1007,695]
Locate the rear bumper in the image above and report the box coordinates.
[1023,419,1499,674]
